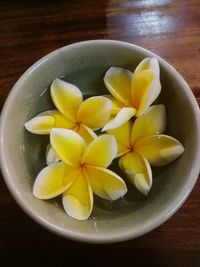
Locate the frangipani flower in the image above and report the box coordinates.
[33,128,127,220]
[102,58,161,131]
[25,78,112,144]
[107,105,184,195]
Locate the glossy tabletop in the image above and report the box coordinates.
[0,1,200,266]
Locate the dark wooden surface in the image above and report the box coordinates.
[0,1,200,266]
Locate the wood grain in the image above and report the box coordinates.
[0,0,200,266]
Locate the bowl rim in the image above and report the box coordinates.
[1,39,200,243]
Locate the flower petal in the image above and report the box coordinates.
[77,96,112,130]
[62,171,93,220]
[148,58,161,103]
[104,67,133,106]
[102,107,136,131]
[50,128,86,167]
[132,58,161,116]
[49,110,75,128]
[135,135,184,166]
[119,152,152,195]
[149,57,160,80]
[132,69,154,112]
[40,110,75,128]
[116,144,131,158]
[25,115,55,134]
[134,57,160,82]
[51,79,82,121]
[107,121,131,157]
[86,166,127,200]
[104,95,124,115]
[46,144,60,165]
[25,110,75,134]
[83,134,117,168]
[133,58,151,75]
[131,105,166,145]
[75,124,97,145]
[33,162,79,199]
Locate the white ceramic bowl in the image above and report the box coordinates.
[0,40,200,243]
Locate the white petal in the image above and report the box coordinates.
[102,107,136,131]
[46,144,60,165]
[25,115,55,134]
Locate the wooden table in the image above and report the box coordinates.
[0,1,200,266]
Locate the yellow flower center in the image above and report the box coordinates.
[74,121,82,131]
[79,162,86,171]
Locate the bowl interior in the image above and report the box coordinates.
[1,40,199,242]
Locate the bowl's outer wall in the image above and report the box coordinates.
[1,40,200,243]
